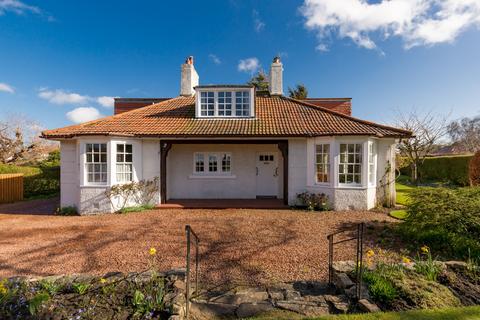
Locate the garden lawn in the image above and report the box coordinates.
[245,306,480,320]
[395,182,415,206]
[0,199,396,286]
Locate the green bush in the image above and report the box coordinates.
[400,155,472,186]
[398,187,480,259]
[56,206,78,216]
[363,270,398,305]
[0,153,60,199]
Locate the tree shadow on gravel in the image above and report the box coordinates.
[0,215,171,277]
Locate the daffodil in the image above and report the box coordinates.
[99,278,107,284]
[0,282,7,295]
[366,249,375,258]
[149,247,157,256]
[402,256,411,264]
[420,245,429,254]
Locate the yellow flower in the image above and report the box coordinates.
[99,278,107,284]
[402,256,411,264]
[0,283,7,295]
[366,249,375,258]
[149,247,157,256]
[420,245,429,254]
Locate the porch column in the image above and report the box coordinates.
[160,141,172,204]
[278,141,289,205]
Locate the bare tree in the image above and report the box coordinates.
[447,116,480,153]
[0,114,49,164]
[394,109,449,184]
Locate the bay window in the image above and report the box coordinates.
[116,143,133,183]
[85,143,107,184]
[339,143,362,185]
[315,144,330,183]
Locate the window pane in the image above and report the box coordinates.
[117,154,124,162]
[93,144,99,152]
[86,144,92,152]
[94,154,99,163]
[86,154,92,163]
[125,154,132,163]
[117,144,124,152]
[101,154,107,163]
[338,143,362,184]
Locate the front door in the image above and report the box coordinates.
[256,152,278,198]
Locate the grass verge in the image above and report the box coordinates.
[389,209,408,220]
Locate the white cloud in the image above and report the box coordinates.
[238,57,260,73]
[253,9,265,32]
[315,44,329,52]
[96,96,115,108]
[0,0,41,15]
[208,54,221,65]
[0,82,14,93]
[66,107,103,124]
[300,0,480,50]
[39,88,90,105]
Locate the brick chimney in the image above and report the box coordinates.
[180,56,199,96]
[269,56,283,96]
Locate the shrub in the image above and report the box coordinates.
[398,187,480,259]
[296,191,329,211]
[363,265,399,305]
[56,206,78,216]
[119,204,155,214]
[469,151,480,186]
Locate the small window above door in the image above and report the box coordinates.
[259,154,274,162]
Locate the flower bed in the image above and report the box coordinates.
[0,269,186,320]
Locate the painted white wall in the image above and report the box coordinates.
[167,144,283,199]
[60,140,79,209]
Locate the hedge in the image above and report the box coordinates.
[400,155,472,186]
[0,163,60,198]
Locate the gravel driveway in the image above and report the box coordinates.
[0,202,395,285]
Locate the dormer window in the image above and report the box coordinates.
[195,85,255,118]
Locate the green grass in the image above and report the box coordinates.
[396,182,416,206]
[389,209,408,220]
[245,306,480,320]
[118,204,156,214]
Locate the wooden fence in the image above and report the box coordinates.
[0,173,24,203]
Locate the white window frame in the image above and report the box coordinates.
[192,152,232,176]
[115,143,133,183]
[315,144,330,184]
[368,141,377,186]
[84,142,108,186]
[338,143,363,186]
[195,87,255,118]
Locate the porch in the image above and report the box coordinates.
[160,140,289,205]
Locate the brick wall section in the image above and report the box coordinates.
[114,98,172,115]
[301,98,352,116]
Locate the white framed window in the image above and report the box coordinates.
[200,91,214,116]
[208,155,218,172]
[196,88,253,118]
[218,92,232,116]
[315,144,330,183]
[235,91,250,116]
[116,143,133,183]
[85,143,107,184]
[221,153,231,172]
[368,142,376,185]
[194,153,205,173]
[339,143,362,185]
[193,152,232,174]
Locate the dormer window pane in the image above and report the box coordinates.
[218,92,232,116]
[235,91,249,116]
[200,92,215,116]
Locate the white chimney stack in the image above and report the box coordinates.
[180,56,199,96]
[269,56,283,95]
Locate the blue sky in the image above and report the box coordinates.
[0,0,479,130]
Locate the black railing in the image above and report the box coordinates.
[327,222,365,300]
[185,225,200,320]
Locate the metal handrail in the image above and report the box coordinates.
[185,225,200,320]
[327,222,364,300]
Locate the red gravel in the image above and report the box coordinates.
[0,201,395,285]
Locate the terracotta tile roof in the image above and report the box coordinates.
[41,95,411,139]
